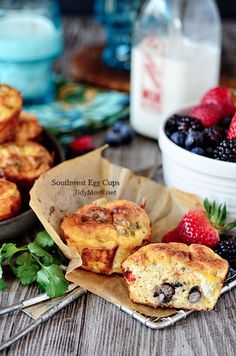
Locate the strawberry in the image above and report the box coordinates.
[190,104,221,127]
[176,210,219,247]
[162,228,180,243]
[162,199,236,248]
[201,87,236,118]
[227,112,236,139]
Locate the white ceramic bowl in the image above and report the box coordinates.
[159,106,236,220]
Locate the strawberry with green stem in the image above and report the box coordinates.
[163,199,236,248]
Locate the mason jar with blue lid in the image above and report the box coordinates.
[0,0,63,104]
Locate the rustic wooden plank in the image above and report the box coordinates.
[1,285,236,356]
[0,15,236,356]
[93,131,162,171]
[0,272,87,356]
[80,288,236,356]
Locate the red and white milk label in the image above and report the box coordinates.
[131,36,220,138]
[141,51,163,113]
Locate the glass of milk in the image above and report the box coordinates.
[130,0,222,139]
[0,0,63,104]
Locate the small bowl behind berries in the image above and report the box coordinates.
[159,105,236,220]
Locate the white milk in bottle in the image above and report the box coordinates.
[130,0,222,139]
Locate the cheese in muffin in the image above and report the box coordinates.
[61,199,152,274]
[122,243,228,311]
[0,141,53,186]
[0,179,21,221]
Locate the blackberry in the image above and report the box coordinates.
[177,116,204,133]
[165,115,203,137]
[213,139,236,162]
[215,237,236,269]
[165,115,180,137]
[204,126,226,146]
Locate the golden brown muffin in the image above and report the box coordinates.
[122,243,228,311]
[0,141,53,186]
[0,179,21,221]
[61,199,152,275]
[13,111,42,143]
[0,84,22,143]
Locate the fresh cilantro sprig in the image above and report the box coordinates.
[0,231,69,298]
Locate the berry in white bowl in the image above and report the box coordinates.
[159,86,236,219]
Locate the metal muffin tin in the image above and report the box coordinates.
[0,129,65,241]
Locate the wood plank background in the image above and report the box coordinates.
[0,16,236,356]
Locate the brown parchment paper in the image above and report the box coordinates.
[30,146,202,318]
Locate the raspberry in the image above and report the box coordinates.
[70,135,94,153]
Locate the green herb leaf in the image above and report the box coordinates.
[0,280,6,291]
[37,265,68,298]
[3,243,19,258]
[0,244,6,280]
[16,252,40,285]
[35,231,55,249]
[28,242,53,266]
[3,243,26,273]
[16,252,30,265]
[0,230,68,298]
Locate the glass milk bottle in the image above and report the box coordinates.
[130,0,221,139]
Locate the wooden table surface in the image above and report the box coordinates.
[1,17,236,356]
